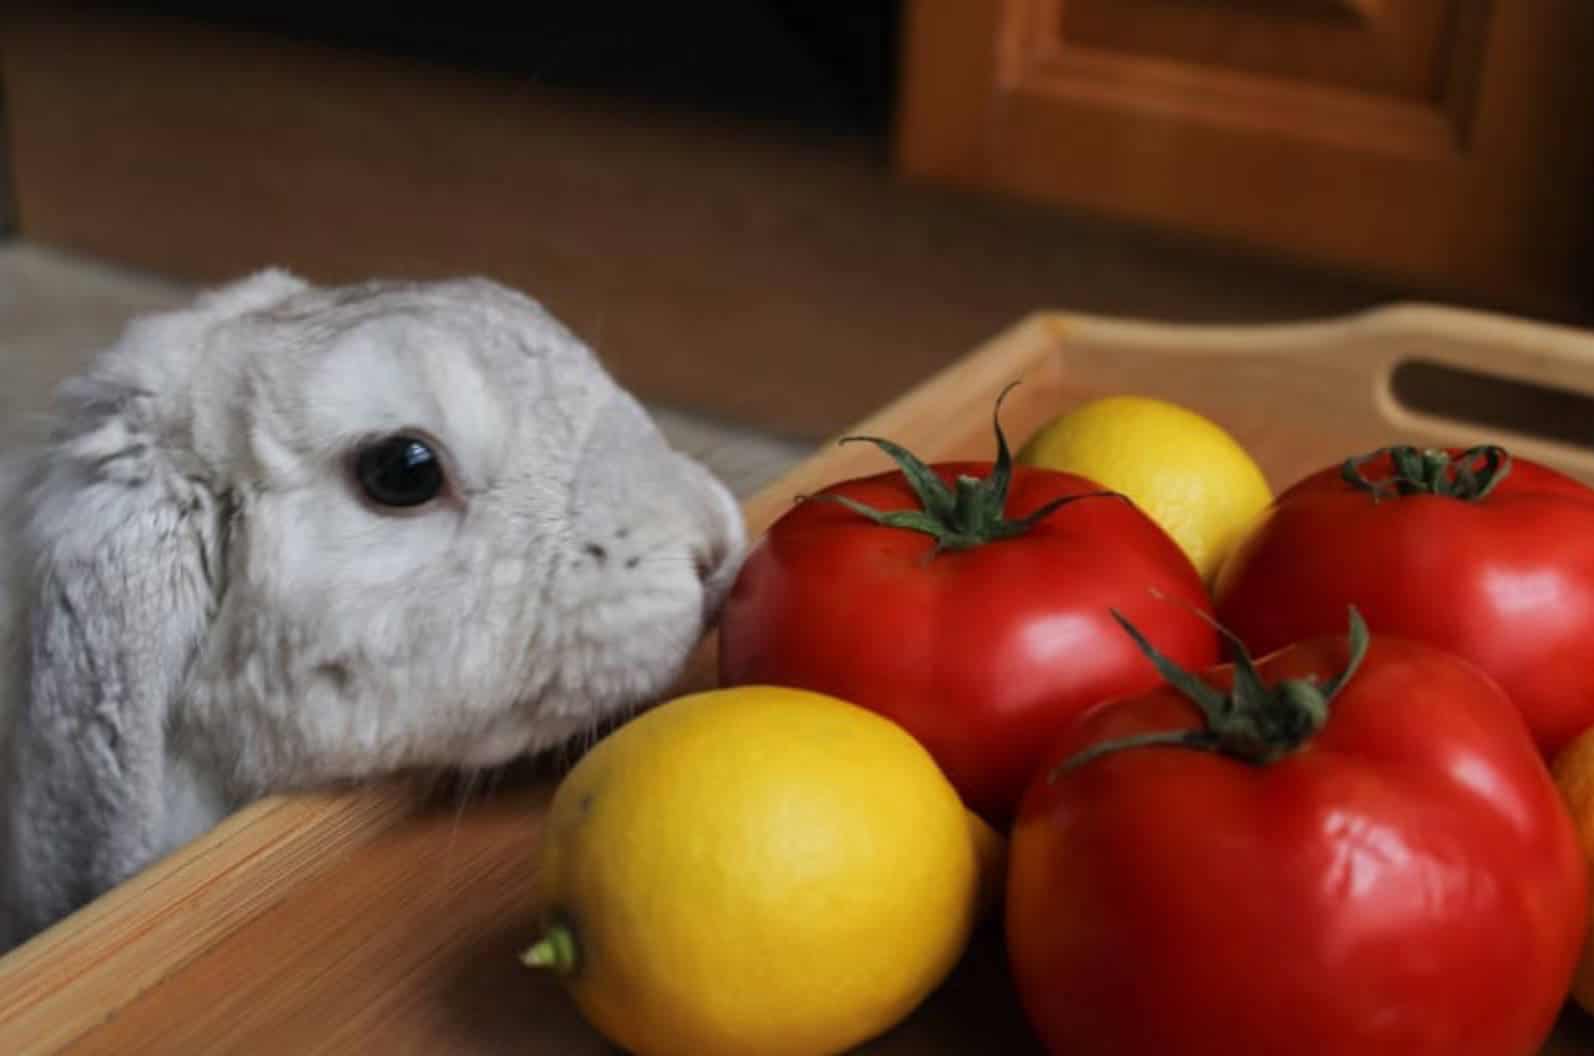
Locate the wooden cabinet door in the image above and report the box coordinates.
[893,1,1594,317]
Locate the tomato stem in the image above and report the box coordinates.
[1340,445,1510,502]
[1054,729,1220,772]
[804,382,1124,554]
[1050,607,1368,778]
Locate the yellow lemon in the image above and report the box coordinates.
[1551,726,1594,1016]
[1016,393,1272,582]
[522,685,1001,1056]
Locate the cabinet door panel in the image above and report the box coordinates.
[895,0,1594,315]
[1058,1,1467,105]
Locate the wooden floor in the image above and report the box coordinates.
[0,8,1525,444]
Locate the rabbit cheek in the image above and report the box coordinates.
[158,748,233,855]
[188,492,534,786]
[540,411,745,725]
[265,488,461,590]
[539,527,708,714]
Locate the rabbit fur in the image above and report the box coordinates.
[0,270,746,950]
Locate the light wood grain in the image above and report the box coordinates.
[6,303,1594,1052]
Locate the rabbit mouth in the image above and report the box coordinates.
[457,683,660,770]
[453,713,590,769]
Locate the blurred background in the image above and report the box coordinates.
[3,2,1593,493]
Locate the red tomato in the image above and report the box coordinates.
[716,410,1218,824]
[1006,613,1587,1056]
[1214,444,1594,757]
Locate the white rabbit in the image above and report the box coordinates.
[0,270,746,950]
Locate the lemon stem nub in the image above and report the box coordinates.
[521,921,579,975]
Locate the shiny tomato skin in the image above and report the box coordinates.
[1213,450,1594,757]
[1007,633,1588,1056]
[716,461,1219,825]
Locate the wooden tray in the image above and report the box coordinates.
[7,304,1594,1053]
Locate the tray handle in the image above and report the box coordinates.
[1049,303,1594,486]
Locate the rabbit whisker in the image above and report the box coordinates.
[436,765,485,884]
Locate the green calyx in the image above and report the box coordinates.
[803,383,1121,555]
[1341,444,1511,502]
[1051,605,1369,777]
[520,919,579,977]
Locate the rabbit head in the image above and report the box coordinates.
[0,270,746,947]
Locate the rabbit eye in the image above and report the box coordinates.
[354,434,445,509]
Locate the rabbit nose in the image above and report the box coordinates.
[692,496,745,624]
[693,533,729,582]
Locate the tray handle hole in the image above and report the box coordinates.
[1389,358,1594,453]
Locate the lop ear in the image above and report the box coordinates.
[0,380,226,946]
